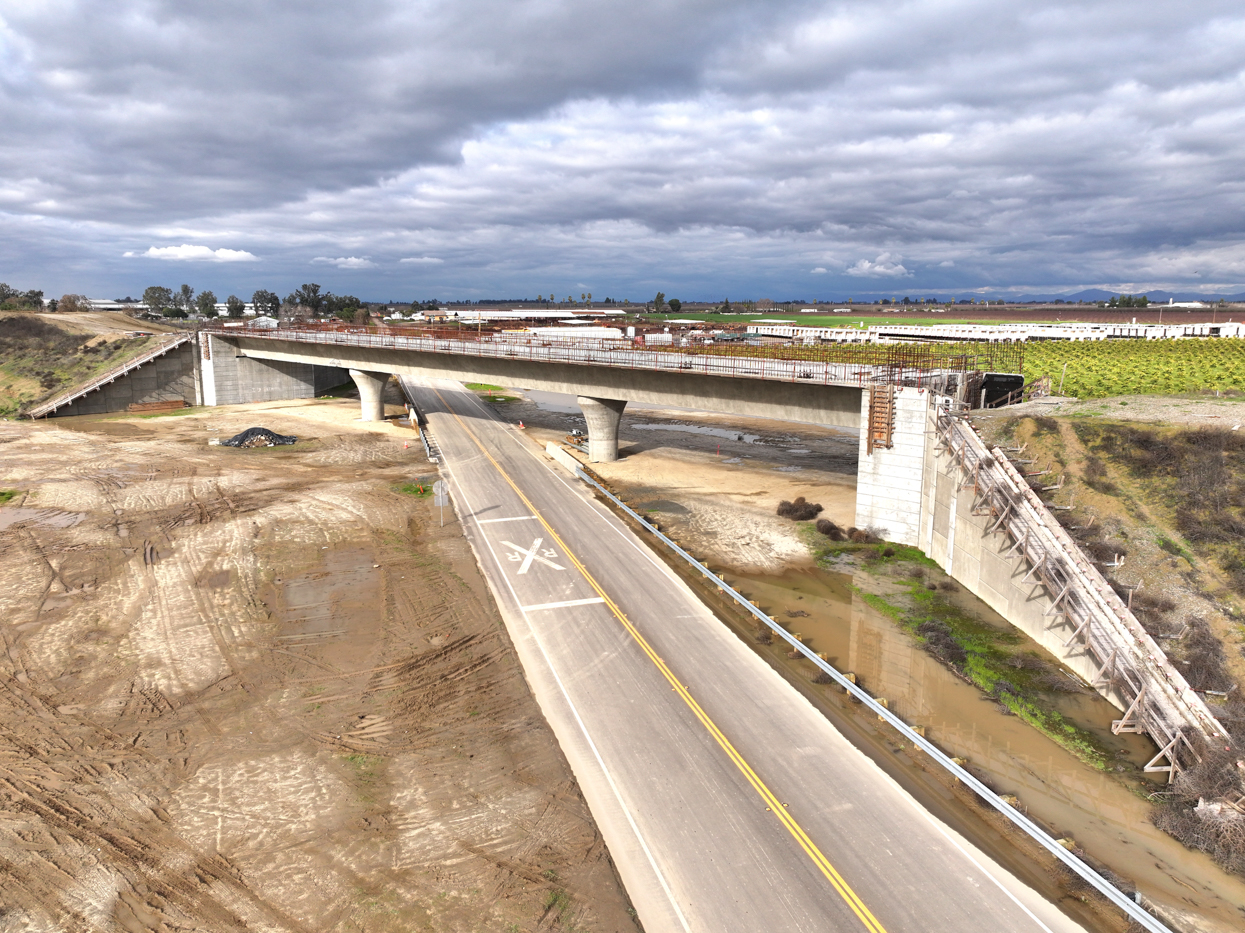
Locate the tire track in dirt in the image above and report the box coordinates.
[0,413,639,932]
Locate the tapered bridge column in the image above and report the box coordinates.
[577,396,627,462]
[349,369,389,421]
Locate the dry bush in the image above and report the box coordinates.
[1008,653,1049,671]
[1080,537,1128,563]
[815,518,846,540]
[1082,456,1119,495]
[848,527,881,544]
[754,628,772,645]
[916,620,967,666]
[1173,617,1235,694]
[1152,744,1245,877]
[777,497,823,521]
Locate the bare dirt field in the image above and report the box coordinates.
[0,310,182,338]
[0,398,638,932]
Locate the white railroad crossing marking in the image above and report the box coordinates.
[501,537,566,574]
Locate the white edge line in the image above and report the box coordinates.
[418,382,692,933]
[522,597,607,612]
[476,515,538,524]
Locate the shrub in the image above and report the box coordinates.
[815,518,845,540]
[776,496,823,521]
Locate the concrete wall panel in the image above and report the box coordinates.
[50,342,198,417]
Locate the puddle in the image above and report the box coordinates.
[264,546,383,671]
[730,565,1245,928]
[0,508,86,531]
[632,423,761,444]
[634,499,690,515]
[42,415,152,436]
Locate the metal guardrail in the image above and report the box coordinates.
[208,324,1009,392]
[574,466,1174,933]
[934,406,1226,777]
[27,332,194,418]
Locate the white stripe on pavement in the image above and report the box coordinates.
[521,597,608,612]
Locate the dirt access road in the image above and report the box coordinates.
[0,398,638,932]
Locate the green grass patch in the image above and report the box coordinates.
[397,481,434,498]
[1156,534,1192,560]
[0,489,18,506]
[857,590,904,621]
[0,317,162,417]
[341,753,383,803]
[464,382,505,392]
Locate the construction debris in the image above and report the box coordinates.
[220,426,297,448]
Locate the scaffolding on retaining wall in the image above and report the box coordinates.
[26,332,195,419]
[934,402,1230,778]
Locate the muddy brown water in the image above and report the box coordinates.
[730,566,1245,932]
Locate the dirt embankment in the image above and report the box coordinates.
[974,405,1245,881]
[0,400,638,932]
[0,312,182,418]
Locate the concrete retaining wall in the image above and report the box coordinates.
[853,386,931,546]
[916,405,1120,705]
[50,341,199,417]
[200,334,348,406]
[854,388,1123,707]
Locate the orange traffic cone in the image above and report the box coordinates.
[518,421,526,429]
[403,442,410,449]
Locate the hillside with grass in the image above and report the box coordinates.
[0,315,162,417]
[981,412,1245,875]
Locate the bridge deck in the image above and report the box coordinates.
[205,323,1012,390]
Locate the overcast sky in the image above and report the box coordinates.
[2,1,1244,302]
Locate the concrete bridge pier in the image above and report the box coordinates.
[577,396,627,462]
[350,369,390,421]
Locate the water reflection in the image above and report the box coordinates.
[731,566,1245,927]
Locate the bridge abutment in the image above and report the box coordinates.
[349,369,390,421]
[577,396,627,462]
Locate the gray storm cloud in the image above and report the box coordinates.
[1,1,1243,297]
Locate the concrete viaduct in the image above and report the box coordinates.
[200,325,873,462]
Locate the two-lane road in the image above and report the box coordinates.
[404,377,1083,933]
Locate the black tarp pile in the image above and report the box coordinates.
[221,427,298,448]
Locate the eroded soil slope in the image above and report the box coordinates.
[0,407,637,932]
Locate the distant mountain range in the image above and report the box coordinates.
[1017,288,1245,303]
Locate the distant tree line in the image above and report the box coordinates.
[0,283,45,310]
[1104,294,1149,308]
[138,283,362,322]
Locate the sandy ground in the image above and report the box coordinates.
[487,390,859,574]
[0,395,638,932]
[996,393,1245,429]
[0,310,183,338]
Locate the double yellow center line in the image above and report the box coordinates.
[436,391,887,933]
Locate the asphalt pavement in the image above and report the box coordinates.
[402,377,1086,933]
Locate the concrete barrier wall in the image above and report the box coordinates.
[51,342,198,416]
[201,334,348,406]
